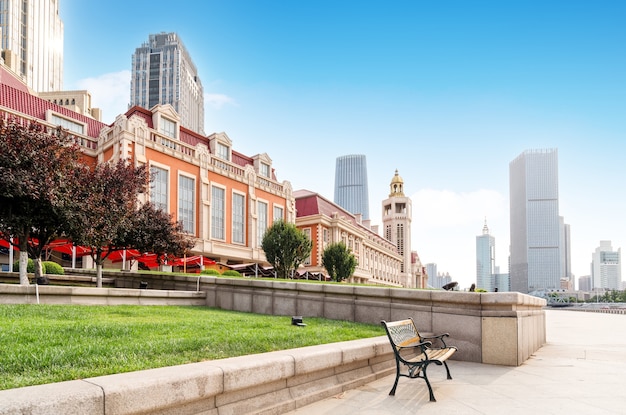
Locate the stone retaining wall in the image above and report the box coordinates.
[0,335,395,415]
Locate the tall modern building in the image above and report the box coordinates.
[509,149,561,293]
[476,219,495,291]
[334,154,369,221]
[591,241,622,290]
[0,0,63,92]
[382,170,413,287]
[131,32,204,134]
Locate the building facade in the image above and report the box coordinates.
[294,189,403,286]
[509,149,561,293]
[131,32,204,135]
[591,241,622,290]
[334,154,369,221]
[0,65,292,270]
[476,219,495,291]
[0,0,63,92]
[382,170,414,287]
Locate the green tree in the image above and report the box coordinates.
[261,220,312,279]
[322,242,357,282]
[0,119,83,284]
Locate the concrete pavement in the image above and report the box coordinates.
[286,310,626,415]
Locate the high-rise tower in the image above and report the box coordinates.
[509,149,561,293]
[591,241,622,290]
[0,0,63,92]
[130,32,204,134]
[382,170,413,287]
[334,154,369,221]
[476,219,495,291]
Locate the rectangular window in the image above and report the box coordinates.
[260,162,271,178]
[273,205,284,222]
[178,175,195,234]
[257,201,268,246]
[217,143,229,160]
[150,166,168,211]
[232,193,245,244]
[160,117,176,138]
[211,186,225,240]
[50,113,85,134]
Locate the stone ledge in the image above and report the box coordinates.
[0,336,394,415]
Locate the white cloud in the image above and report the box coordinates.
[75,70,131,124]
[410,188,509,289]
[205,93,236,109]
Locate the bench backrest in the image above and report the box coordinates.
[381,318,423,349]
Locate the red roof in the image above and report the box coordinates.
[0,67,107,138]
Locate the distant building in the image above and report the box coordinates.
[591,241,622,290]
[425,263,437,287]
[294,189,403,285]
[382,170,415,287]
[494,272,510,292]
[509,149,562,293]
[131,32,204,134]
[38,90,102,121]
[476,219,496,291]
[578,275,592,292]
[560,217,573,288]
[334,154,369,221]
[0,0,63,92]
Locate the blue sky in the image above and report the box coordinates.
[61,0,625,289]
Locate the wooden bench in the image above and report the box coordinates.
[381,318,457,401]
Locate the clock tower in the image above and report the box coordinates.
[382,170,414,287]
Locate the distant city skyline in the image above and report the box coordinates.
[60,0,626,289]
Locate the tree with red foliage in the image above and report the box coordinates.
[67,159,149,287]
[0,118,83,285]
[127,202,196,266]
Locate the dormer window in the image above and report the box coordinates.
[260,162,270,178]
[48,112,85,134]
[217,142,230,161]
[159,117,176,139]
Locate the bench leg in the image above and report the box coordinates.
[389,361,401,396]
[422,365,437,402]
[443,360,453,380]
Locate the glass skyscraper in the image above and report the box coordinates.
[131,32,204,134]
[0,0,64,92]
[509,149,561,293]
[334,154,369,221]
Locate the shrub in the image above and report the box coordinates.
[43,261,64,275]
[200,269,221,276]
[12,259,64,274]
[222,270,242,278]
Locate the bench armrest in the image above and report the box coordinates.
[422,333,450,348]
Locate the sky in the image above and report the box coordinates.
[60,0,625,290]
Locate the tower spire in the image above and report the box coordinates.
[482,217,489,235]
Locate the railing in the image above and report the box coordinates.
[210,157,245,176]
[149,132,195,157]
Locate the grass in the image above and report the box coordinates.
[0,304,383,391]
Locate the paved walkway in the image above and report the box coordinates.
[287,310,626,415]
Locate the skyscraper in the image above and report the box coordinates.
[591,241,622,290]
[334,154,369,221]
[509,149,561,293]
[131,32,204,134]
[476,219,495,291]
[0,0,63,92]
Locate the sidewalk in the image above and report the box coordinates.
[286,310,626,415]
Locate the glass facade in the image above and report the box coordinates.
[232,193,245,244]
[334,154,369,220]
[509,149,561,293]
[211,186,225,240]
[150,166,168,211]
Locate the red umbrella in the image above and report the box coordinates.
[46,240,91,257]
[105,249,142,263]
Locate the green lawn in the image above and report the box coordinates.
[0,304,383,391]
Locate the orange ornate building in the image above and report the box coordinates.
[0,65,293,270]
